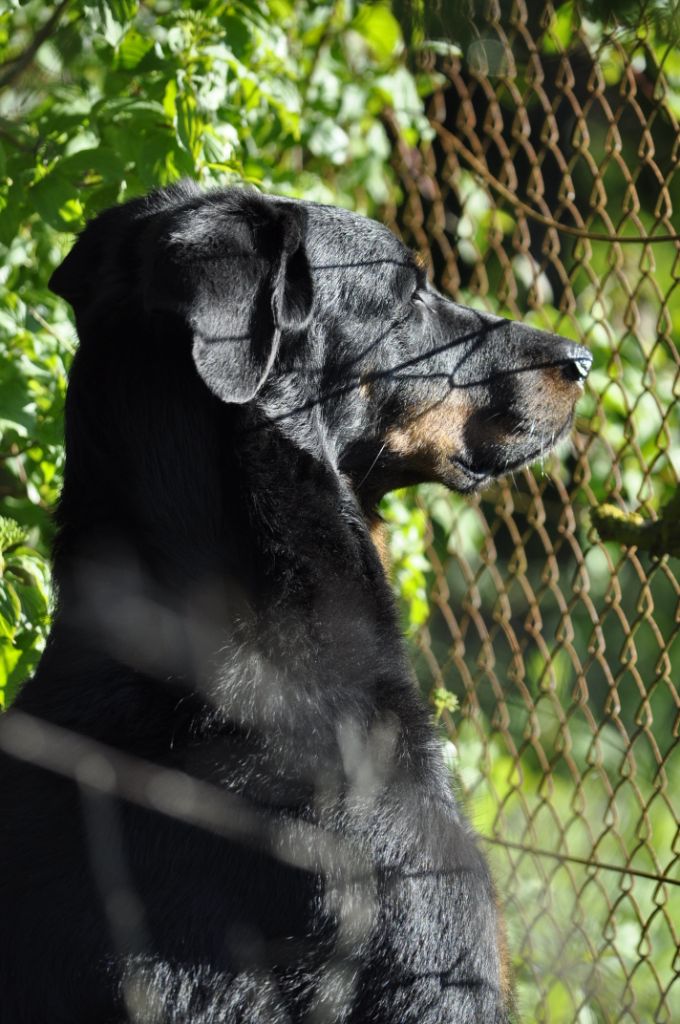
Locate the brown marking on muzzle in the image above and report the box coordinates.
[385,395,471,476]
[540,365,584,419]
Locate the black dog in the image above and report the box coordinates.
[0,183,591,1023]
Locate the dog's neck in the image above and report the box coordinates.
[41,335,403,728]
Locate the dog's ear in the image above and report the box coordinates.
[49,184,201,313]
[144,193,313,405]
[48,229,99,310]
[48,202,139,312]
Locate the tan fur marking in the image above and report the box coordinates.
[369,518,391,575]
[385,396,471,474]
[359,372,376,401]
[543,365,583,415]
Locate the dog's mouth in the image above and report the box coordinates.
[449,456,493,489]
[346,407,577,505]
[451,411,575,492]
[450,449,544,492]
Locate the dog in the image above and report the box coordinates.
[0,182,591,1023]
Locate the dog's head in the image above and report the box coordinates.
[50,184,590,511]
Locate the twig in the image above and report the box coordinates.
[0,0,72,92]
[439,130,680,245]
[28,305,77,353]
[0,439,38,461]
[0,119,35,153]
[591,490,680,558]
[482,834,680,887]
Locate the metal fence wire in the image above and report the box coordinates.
[383,3,680,1022]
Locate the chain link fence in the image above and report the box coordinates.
[385,3,680,1021]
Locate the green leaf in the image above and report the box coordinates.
[95,0,139,47]
[0,579,21,638]
[30,171,84,231]
[0,636,40,709]
[543,1,575,54]
[307,119,349,164]
[221,14,251,59]
[0,640,22,707]
[176,91,201,156]
[351,3,402,62]
[0,516,27,556]
[0,361,35,438]
[108,0,139,24]
[56,146,126,184]
[114,27,154,69]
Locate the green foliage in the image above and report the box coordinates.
[381,490,431,630]
[431,685,459,720]
[0,514,50,707]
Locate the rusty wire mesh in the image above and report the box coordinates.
[384,3,680,1021]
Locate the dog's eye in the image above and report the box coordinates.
[412,289,427,307]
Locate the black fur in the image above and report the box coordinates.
[0,183,591,1023]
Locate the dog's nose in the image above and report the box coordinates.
[560,343,593,382]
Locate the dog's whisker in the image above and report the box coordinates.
[355,442,387,492]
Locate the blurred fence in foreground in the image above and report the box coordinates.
[385,2,680,1021]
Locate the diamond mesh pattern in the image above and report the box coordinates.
[384,4,680,1020]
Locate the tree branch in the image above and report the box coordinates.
[592,489,680,558]
[0,0,72,92]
